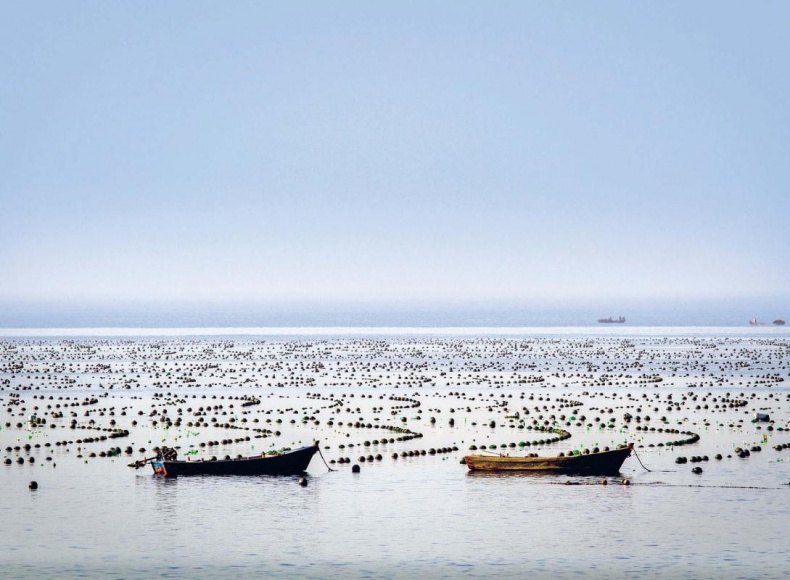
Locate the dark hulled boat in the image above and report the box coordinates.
[132,442,320,477]
[464,443,633,475]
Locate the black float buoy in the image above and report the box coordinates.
[29,481,38,490]
[351,464,361,473]
[298,477,307,487]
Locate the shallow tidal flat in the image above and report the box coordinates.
[2,335,790,578]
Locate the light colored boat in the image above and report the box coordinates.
[464,443,633,474]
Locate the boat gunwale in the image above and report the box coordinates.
[166,445,315,466]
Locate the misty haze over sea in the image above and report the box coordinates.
[1,297,786,329]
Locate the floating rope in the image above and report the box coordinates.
[630,483,785,490]
[549,481,787,490]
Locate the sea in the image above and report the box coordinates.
[1,302,789,578]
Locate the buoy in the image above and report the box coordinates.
[29,481,38,490]
[298,477,307,487]
[351,464,360,473]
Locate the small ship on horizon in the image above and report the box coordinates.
[749,318,785,326]
[598,316,626,324]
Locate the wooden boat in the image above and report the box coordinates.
[131,442,320,477]
[464,443,633,474]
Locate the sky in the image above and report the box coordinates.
[2,2,788,309]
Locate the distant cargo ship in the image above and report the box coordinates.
[598,316,625,323]
[749,318,786,326]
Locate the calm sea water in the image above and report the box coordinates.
[1,297,787,328]
[2,329,790,578]
[4,451,789,579]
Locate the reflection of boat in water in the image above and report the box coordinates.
[598,316,625,323]
[464,444,633,475]
[774,320,786,326]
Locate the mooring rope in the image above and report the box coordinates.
[630,446,676,473]
[632,446,652,472]
[317,446,336,472]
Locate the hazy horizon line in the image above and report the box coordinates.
[2,294,788,307]
[2,325,788,338]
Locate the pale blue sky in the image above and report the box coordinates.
[2,2,788,307]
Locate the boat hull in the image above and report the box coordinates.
[153,443,319,477]
[465,444,633,475]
